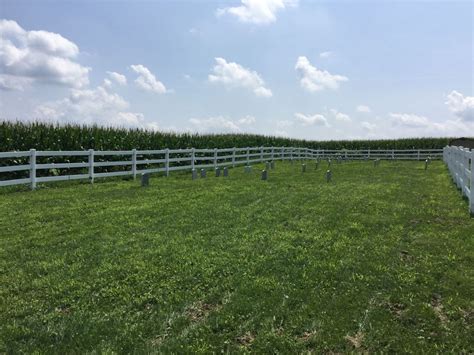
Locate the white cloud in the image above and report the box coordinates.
[34,85,156,129]
[0,19,90,90]
[294,112,329,126]
[189,115,256,133]
[356,105,371,113]
[295,56,348,92]
[208,57,272,98]
[329,108,351,122]
[130,64,167,94]
[361,121,376,131]
[445,90,474,122]
[319,51,333,59]
[390,113,430,128]
[276,120,293,128]
[216,0,298,25]
[107,71,127,86]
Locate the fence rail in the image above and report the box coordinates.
[443,146,473,214]
[1,147,443,190]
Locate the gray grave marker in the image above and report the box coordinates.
[141,173,150,187]
[261,170,268,180]
[270,161,275,169]
[215,167,221,177]
[223,167,229,177]
[325,170,332,182]
[200,169,206,178]
[302,163,306,173]
[191,168,197,180]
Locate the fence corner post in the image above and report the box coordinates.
[213,148,218,169]
[131,148,137,180]
[191,147,195,171]
[29,148,36,190]
[89,148,95,183]
[470,149,474,215]
[232,147,236,167]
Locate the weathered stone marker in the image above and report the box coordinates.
[266,161,271,170]
[200,169,206,178]
[223,167,229,177]
[425,159,429,170]
[261,169,268,180]
[325,170,332,183]
[270,161,275,169]
[315,160,320,170]
[245,165,252,173]
[215,167,221,177]
[191,168,197,180]
[302,163,306,173]
[373,159,377,167]
[328,159,331,167]
[141,172,150,187]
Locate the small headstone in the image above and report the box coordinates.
[200,169,206,178]
[266,161,271,170]
[223,167,229,177]
[373,159,377,167]
[215,167,221,177]
[191,168,197,180]
[328,159,332,167]
[325,170,332,183]
[270,161,275,169]
[245,165,252,173]
[302,163,306,173]
[261,170,268,180]
[141,173,150,187]
[425,159,428,170]
[315,160,320,170]
[290,159,294,164]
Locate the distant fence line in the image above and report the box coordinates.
[0,147,443,190]
[443,146,473,214]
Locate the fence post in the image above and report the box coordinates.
[214,148,218,168]
[131,148,137,180]
[29,148,36,190]
[191,148,195,170]
[246,147,250,165]
[417,149,420,161]
[260,146,264,162]
[271,147,274,161]
[392,149,395,160]
[368,148,370,159]
[165,148,170,177]
[281,146,284,160]
[232,147,236,167]
[89,149,95,183]
[470,149,474,215]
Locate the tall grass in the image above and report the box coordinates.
[0,120,454,151]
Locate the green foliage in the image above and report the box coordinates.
[0,120,454,151]
[1,161,472,353]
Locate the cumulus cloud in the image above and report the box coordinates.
[329,108,351,122]
[130,64,167,94]
[216,0,298,25]
[361,121,376,131]
[445,90,474,122]
[294,112,329,126]
[390,113,431,128]
[208,57,272,98]
[106,71,127,86]
[0,19,90,90]
[356,105,371,113]
[189,115,256,133]
[34,85,157,129]
[295,56,348,92]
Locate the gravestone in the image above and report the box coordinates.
[302,163,306,173]
[191,168,197,180]
[326,170,332,183]
[266,161,271,170]
[200,169,206,178]
[261,170,268,180]
[141,173,150,187]
[270,161,275,169]
[223,167,229,177]
[245,165,252,173]
[215,167,221,177]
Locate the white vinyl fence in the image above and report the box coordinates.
[1,147,443,190]
[443,146,474,214]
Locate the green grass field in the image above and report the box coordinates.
[1,160,473,353]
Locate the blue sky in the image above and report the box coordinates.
[1,0,473,139]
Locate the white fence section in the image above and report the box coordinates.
[0,147,443,190]
[443,146,474,214]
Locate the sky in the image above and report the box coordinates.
[0,0,473,140]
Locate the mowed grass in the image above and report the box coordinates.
[0,161,473,353]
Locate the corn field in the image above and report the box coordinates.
[0,121,454,152]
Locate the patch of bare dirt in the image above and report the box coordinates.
[344,330,364,349]
[185,301,220,322]
[236,331,255,347]
[431,294,449,327]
